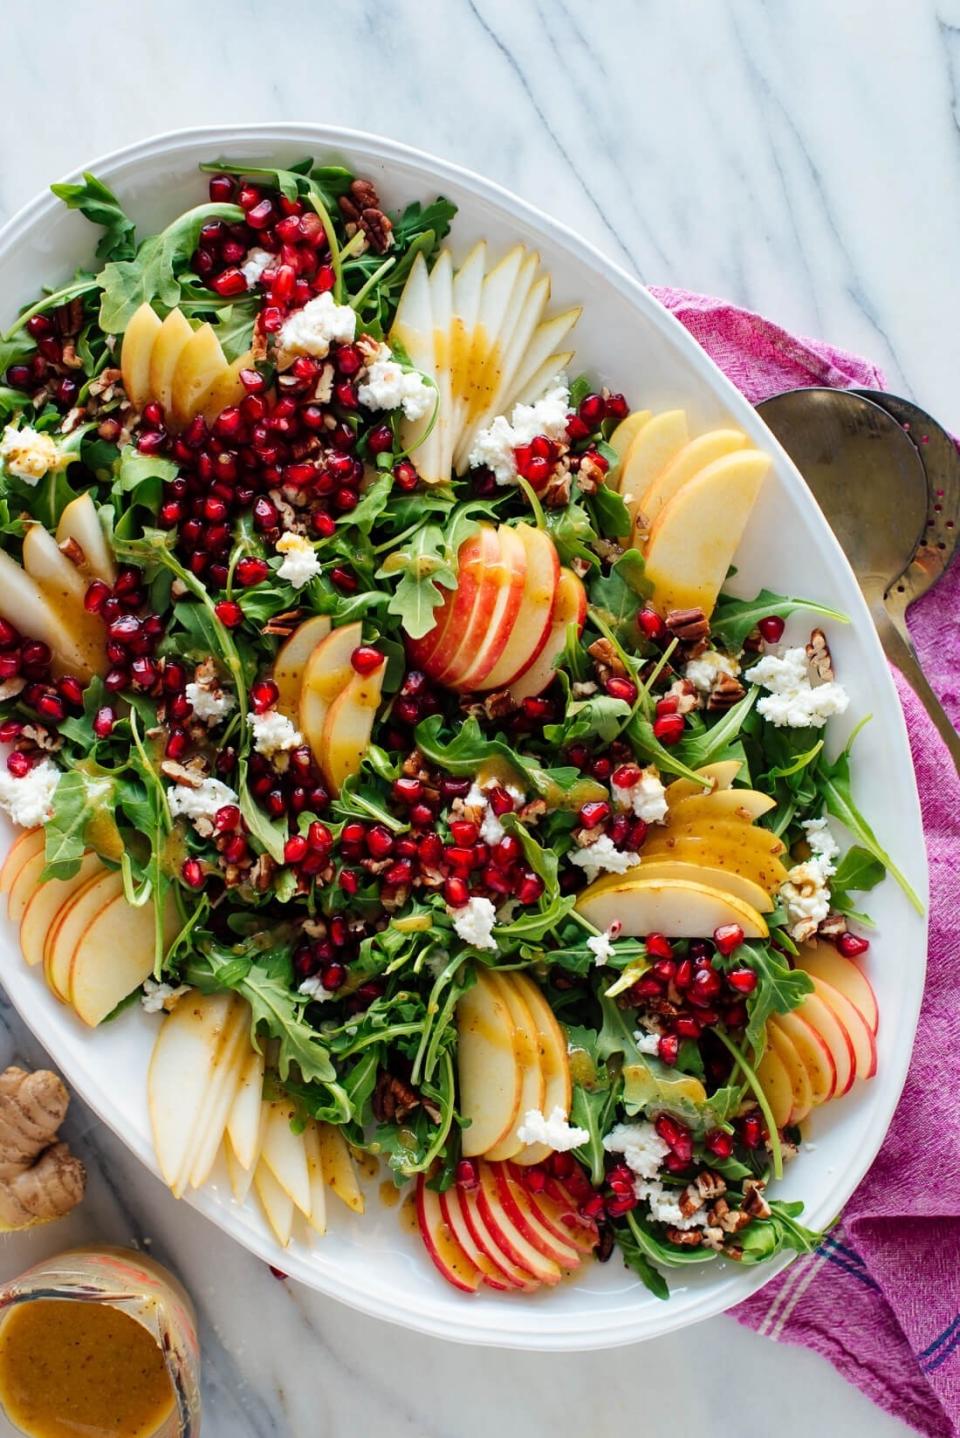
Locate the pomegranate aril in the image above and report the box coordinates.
[443,876,470,908]
[578,799,610,829]
[392,777,422,805]
[330,568,357,593]
[0,654,20,681]
[210,268,247,298]
[181,858,204,889]
[449,819,479,847]
[235,556,270,588]
[657,1033,680,1065]
[368,424,393,455]
[653,713,685,745]
[36,693,65,722]
[674,1016,702,1041]
[0,720,21,743]
[758,615,785,643]
[713,923,745,957]
[645,933,673,960]
[6,752,32,778]
[654,1114,693,1164]
[605,676,638,704]
[222,835,249,864]
[611,763,641,789]
[606,393,629,419]
[214,805,241,832]
[366,824,394,859]
[837,931,870,958]
[350,645,383,676]
[705,1129,734,1159]
[637,608,667,643]
[455,1159,479,1191]
[740,1114,763,1149]
[392,459,418,491]
[208,174,235,202]
[214,600,243,628]
[727,966,758,994]
[517,872,544,905]
[57,676,84,708]
[341,820,366,846]
[578,393,606,427]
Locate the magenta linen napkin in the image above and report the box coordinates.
[646,286,960,1436]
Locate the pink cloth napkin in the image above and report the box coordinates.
[648,287,960,1437]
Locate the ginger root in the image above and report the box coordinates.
[0,1066,85,1229]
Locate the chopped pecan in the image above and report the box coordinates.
[741,1178,772,1220]
[576,453,607,494]
[247,854,277,892]
[372,1070,422,1124]
[664,607,709,643]
[592,536,624,565]
[743,627,765,653]
[60,339,83,371]
[518,797,547,826]
[694,1169,727,1202]
[262,609,303,638]
[664,1226,703,1247]
[97,417,123,443]
[301,918,328,940]
[160,758,206,788]
[55,297,85,337]
[348,177,382,211]
[678,1185,705,1219]
[702,1226,726,1252]
[665,677,701,715]
[0,677,26,703]
[401,748,427,779]
[542,468,573,508]
[19,721,60,752]
[817,913,848,940]
[587,636,628,678]
[58,536,86,568]
[718,1205,753,1235]
[706,672,747,711]
[572,680,599,698]
[806,627,834,681]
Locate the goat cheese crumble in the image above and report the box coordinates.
[587,929,617,966]
[141,978,190,1014]
[684,650,740,694]
[745,647,849,728]
[613,766,668,823]
[516,1106,589,1152]
[0,757,60,827]
[633,1179,709,1230]
[168,777,239,830]
[248,709,302,759]
[602,1121,671,1179]
[0,425,60,484]
[278,293,357,359]
[185,680,235,725]
[275,532,322,589]
[468,380,571,484]
[357,343,433,421]
[451,895,498,951]
[241,247,273,288]
[464,778,525,845]
[298,976,338,1001]
[633,1029,662,1055]
[569,833,640,884]
[779,816,841,941]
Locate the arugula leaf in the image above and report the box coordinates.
[829,845,885,906]
[51,173,137,260]
[711,588,848,650]
[736,1201,822,1263]
[376,523,457,638]
[414,714,577,801]
[99,202,245,332]
[43,770,117,879]
[712,939,813,1056]
[817,740,923,913]
[615,1225,671,1299]
[237,760,288,865]
[544,501,598,570]
[209,300,258,362]
[588,548,652,645]
[588,484,632,540]
[674,688,758,770]
[350,473,394,536]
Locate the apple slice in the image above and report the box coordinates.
[254,1159,295,1247]
[639,833,790,894]
[44,871,123,1003]
[795,990,855,1096]
[474,1163,562,1284]
[586,858,774,915]
[644,449,772,617]
[20,851,101,967]
[443,525,528,692]
[665,761,743,803]
[416,1173,483,1293]
[412,527,497,678]
[0,829,44,899]
[666,790,775,826]
[438,1183,515,1290]
[766,1022,813,1124]
[0,549,96,680]
[148,308,195,418]
[509,973,572,1166]
[490,1164,581,1270]
[21,524,106,679]
[316,1124,364,1213]
[317,657,385,796]
[225,1044,266,1171]
[70,889,172,1028]
[617,409,689,516]
[484,975,544,1162]
[298,621,362,767]
[480,524,560,691]
[575,875,768,939]
[608,410,652,467]
[506,1165,598,1254]
[260,1099,312,1216]
[302,1122,327,1237]
[756,1043,793,1130]
[8,848,50,926]
[56,493,117,586]
[771,1011,836,1105]
[273,614,331,719]
[507,567,586,702]
[794,944,878,1035]
[807,976,877,1082]
[170,322,228,431]
[120,302,162,409]
[633,428,748,541]
[452,1180,539,1290]
[200,351,253,425]
[457,970,521,1158]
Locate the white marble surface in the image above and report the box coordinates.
[1,1,955,1432]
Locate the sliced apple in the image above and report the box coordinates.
[484,974,544,1162]
[0,828,44,900]
[586,858,774,915]
[510,973,572,1166]
[771,1011,836,1105]
[452,1179,539,1291]
[120,302,162,409]
[259,1099,312,1216]
[317,657,385,796]
[756,1042,794,1130]
[481,524,559,691]
[457,969,521,1158]
[317,1123,364,1213]
[225,1044,266,1171]
[507,567,586,702]
[298,621,362,767]
[807,975,877,1082]
[44,870,123,1003]
[273,614,332,720]
[148,308,195,419]
[56,493,116,586]
[794,944,878,1035]
[200,351,254,425]
[254,1159,295,1247]
[507,1164,598,1254]
[302,1122,327,1237]
[443,525,527,692]
[617,409,688,517]
[666,789,775,826]
[21,524,106,679]
[170,323,228,431]
[438,1182,516,1290]
[795,990,855,1096]
[0,549,96,680]
[19,851,101,968]
[633,428,748,542]
[766,1022,813,1124]
[70,889,174,1028]
[8,848,50,926]
[474,1163,562,1284]
[575,875,768,939]
[608,410,652,467]
[416,1173,483,1293]
[665,761,743,803]
[411,527,497,678]
[490,1164,581,1270]
[644,448,772,617]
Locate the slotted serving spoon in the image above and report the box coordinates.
[757,387,960,771]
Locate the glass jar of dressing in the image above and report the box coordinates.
[0,1246,201,1438]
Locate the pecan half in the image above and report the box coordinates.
[817,913,848,940]
[587,636,628,679]
[806,627,834,681]
[665,1226,703,1247]
[693,1169,727,1202]
[741,1177,772,1220]
[665,607,710,643]
[706,672,747,711]
[372,1070,432,1124]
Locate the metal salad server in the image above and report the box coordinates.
[756,386,960,772]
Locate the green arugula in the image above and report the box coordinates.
[588,548,652,646]
[98,203,245,332]
[711,587,848,649]
[51,174,137,261]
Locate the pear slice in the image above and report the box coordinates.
[0,828,44,897]
[507,350,575,411]
[200,351,254,425]
[316,1124,364,1213]
[302,1122,327,1237]
[510,973,573,1165]
[273,613,332,719]
[575,875,769,939]
[170,323,228,431]
[56,493,117,586]
[585,858,774,915]
[260,1099,311,1216]
[120,302,162,409]
[21,524,106,678]
[224,1132,258,1204]
[254,1159,295,1247]
[665,760,743,802]
[446,241,487,464]
[503,308,581,412]
[484,974,544,1162]
[7,848,49,926]
[473,265,549,438]
[667,790,776,826]
[633,428,749,542]
[225,1044,266,1171]
[298,621,362,766]
[317,660,385,796]
[0,548,94,679]
[391,253,435,479]
[428,249,454,484]
[451,246,526,473]
[148,308,194,418]
[20,850,101,967]
[617,409,689,518]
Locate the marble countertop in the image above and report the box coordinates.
[0,1,953,1433]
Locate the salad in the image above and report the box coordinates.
[0,156,921,1299]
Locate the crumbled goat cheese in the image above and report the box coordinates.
[451,895,498,951]
[803,816,841,867]
[516,1106,589,1152]
[275,531,322,589]
[569,833,640,883]
[185,680,235,725]
[464,778,525,846]
[0,758,60,827]
[298,976,337,1001]
[357,343,433,421]
[684,650,740,694]
[745,647,849,729]
[0,425,59,484]
[278,292,357,359]
[633,1029,662,1056]
[613,766,668,824]
[779,816,841,940]
[241,247,273,288]
[248,708,302,759]
[141,978,190,1014]
[168,777,239,830]
[468,380,571,484]
[587,929,617,966]
[603,1121,671,1180]
[633,1179,708,1230]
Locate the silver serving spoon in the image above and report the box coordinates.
[757,387,960,771]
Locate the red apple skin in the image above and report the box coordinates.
[505,1163,598,1253]
[474,1167,562,1284]
[446,525,528,692]
[508,568,586,702]
[811,977,877,1081]
[415,1174,482,1293]
[491,1165,581,1269]
[796,947,879,1035]
[776,1010,837,1105]
[408,527,494,674]
[481,525,560,691]
[438,1187,514,1291]
[454,1181,539,1290]
[797,992,856,1097]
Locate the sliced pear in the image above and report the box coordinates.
[508,350,576,412]
[260,1099,312,1216]
[186,1009,250,1190]
[505,309,580,409]
[298,621,362,765]
[477,268,550,441]
[428,249,455,484]
[586,858,774,915]
[317,660,385,796]
[21,524,106,678]
[254,1159,295,1247]
[391,253,435,478]
[273,614,332,720]
[44,870,123,1003]
[200,351,254,425]
[507,972,571,1167]
[484,973,544,1162]
[0,548,95,679]
[225,1132,258,1204]
[19,850,101,968]
[317,1124,364,1213]
[641,833,789,893]
[120,301,162,409]
[56,493,117,586]
[225,1044,266,1171]
[608,410,652,466]
[445,241,487,462]
[644,815,786,864]
[645,449,772,617]
[633,428,748,542]
[69,889,175,1028]
[452,246,526,473]
[617,409,688,517]
[0,828,44,898]
[170,323,228,431]
[302,1122,328,1236]
[665,760,743,803]
[148,308,194,419]
[457,970,521,1158]
[8,849,49,925]
[667,790,775,826]
[575,875,768,939]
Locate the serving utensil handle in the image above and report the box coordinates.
[871,598,960,773]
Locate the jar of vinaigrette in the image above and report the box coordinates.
[0,1246,201,1438]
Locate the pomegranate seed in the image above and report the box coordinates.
[674,1016,703,1040]
[307,821,332,850]
[235,556,270,588]
[104,667,129,692]
[222,835,248,864]
[392,459,418,491]
[550,1151,576,1180]
[445,845,475,871]
[208,174,235,202]
[606,393,629,419]
[517,872,545,905]
[0,654,20,680]
[492,835,521,868]
[727,966,758,994]
[0,720,21,743]
[578,799,610,830]
[6,364,30,389]
[23,639,51,669]
[36,693,65,722]
[165,728,188,760]
[0,619,17,648]
[444,876,470,907]
[181,858,204,889]
[724,1001,748,1029]
[637,608,667,643]
[486,786,514,818]
[210,805,239,833]
[317,963,344,992]
[366,825,394,859]
[367,424,393,455]
[210,267,248,298]
[57,676,84,708]
[214,600,243,628]
[654,1114,692,1164]
[339,868,359,894]
[690,967,723,1007]
[341,820,366,846]
[138,428,167,455]
[330,568,357,593]
[705,1130,734,1159]
[6,752,32,778]
[652,958,676,984]
[410,805,435,830]
[631,976,663,1001]
[837,931,870,958]
[418,833,443,864]
[131,656,157,689]
[653,713,685,745]
[578,393,606,427]
[740,1115,763,1149]
[605,676,638,704]
[645,932,673,960]
[580,1194,606,1220]
[611,763,641,789]
[758,615,786,643]
[455,1159,479,1191]
[655,696,679,720]
[350,645,383,676]
[449,819,480,847]
[713,923,745,957]
[335,344,362,376]
[590,757,612,783]
[565,414,590,442]
[392,777,422,805]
